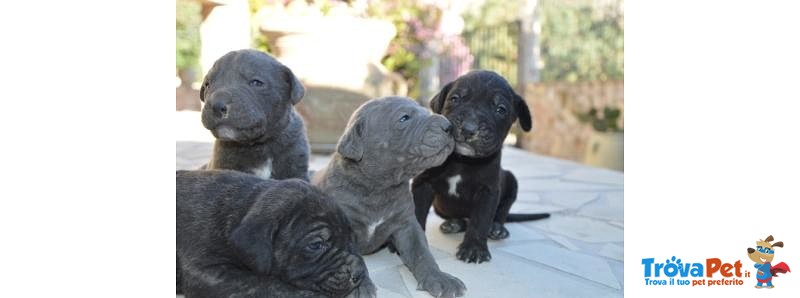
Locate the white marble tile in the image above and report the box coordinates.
[608,221,624,228]
[400,249,622,297]
[376,286,410,298]
[499,242,621,290]
[371,266,412,297]
[576,193,624,222]
[517,179,622,193]
[524,215,623,243]
[490,223,549,248]
[540,192,600,209]
[561,168,623,186]
[510,201,568,214]
[546,233,581,251]
[502,163,565,178]
[515,192,542,203]
[597,243,624,262]
[608,259,625,289]
[399,254,532,298]
[604,191,623,202]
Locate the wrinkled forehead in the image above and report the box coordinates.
[358,98,428,123]
[455,75,513,96]
[211,51,277,78]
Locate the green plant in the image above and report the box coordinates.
[176,0,202,75]
[577,106,622,132]
[367,0,442,99]
[539,0,624,82]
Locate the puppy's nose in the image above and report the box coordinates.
[212,101,228,118]
[461,122,478,138]
[748,248,755,254]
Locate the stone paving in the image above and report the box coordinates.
[176,111,624,297]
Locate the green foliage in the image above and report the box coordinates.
[576,106,622,132]
[176,0,202,73]
[462,0,526,31]
[539,1,624,82]
[463,22,519,86]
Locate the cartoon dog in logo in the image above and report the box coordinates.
[747,235,791,288]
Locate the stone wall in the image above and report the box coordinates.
[518,81,624,162]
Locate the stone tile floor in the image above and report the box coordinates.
[176,111,624,297]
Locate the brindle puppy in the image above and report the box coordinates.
[177,170,375,297]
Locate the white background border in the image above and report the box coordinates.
[1,0,799,297]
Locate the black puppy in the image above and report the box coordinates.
[412,70,550,264]
[177,170,375,298]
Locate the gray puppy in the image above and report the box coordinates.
[200,49,310,180]
[312,97,466,298]
[177,170,376,298]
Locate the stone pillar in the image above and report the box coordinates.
[517,0,541,95]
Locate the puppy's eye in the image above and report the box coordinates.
[399,115,411,123]
[249,79,264,87]
[496,105,507,115]
[306,240,327,252]
[449,95,459,102]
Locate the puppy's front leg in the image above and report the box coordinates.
[456,186,498,263]
[392,216,466,298]
[411,180,436,230]
[182,265,325,298]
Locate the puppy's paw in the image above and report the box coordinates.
[347,277,377,298]
[456,241,491,263]
[439,219,467,234]
[417,271,466,298]
[488,222,510,240]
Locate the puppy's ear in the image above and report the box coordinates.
[230,217,273,274]
[282,65,305,105]
[429,81,454,114]
[199,81,206,102]
[765,235,774,242]
[336,118,364,161]
[772,241,784,248]
[514,94,532,131]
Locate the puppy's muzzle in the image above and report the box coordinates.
[421,116,453,149]
[460,121,478,139]
[210,101,229,119]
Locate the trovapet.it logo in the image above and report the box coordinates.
[641,234,792,288]
[641,256,746,287]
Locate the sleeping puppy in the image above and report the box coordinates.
[200,49,310,181]
[412,70,550,264]
[177,170,375,298]
[312,97,466,298]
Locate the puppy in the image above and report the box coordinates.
[177,170,375,298]
[200,49,310,181]
[412,70,550,264]
[312,97,466,298]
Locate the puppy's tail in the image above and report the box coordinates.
[506,213,550,222]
